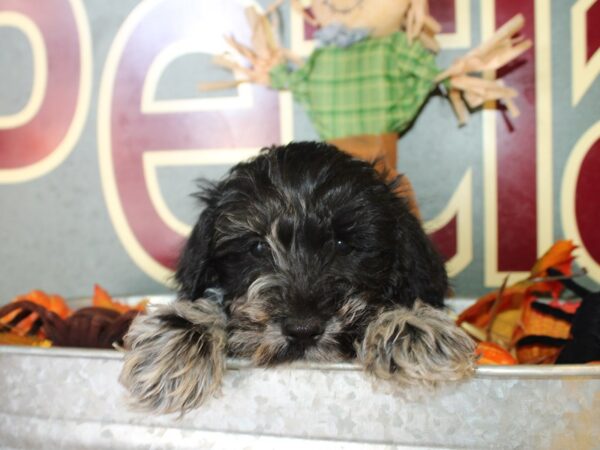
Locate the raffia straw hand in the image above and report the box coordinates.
[199,6,288,91]
[402,0,441,52]
[436,14,532,125]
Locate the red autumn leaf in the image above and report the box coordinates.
[548,299,580,314]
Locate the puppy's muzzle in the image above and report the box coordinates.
[282,316,324,346]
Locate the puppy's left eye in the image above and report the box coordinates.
[250,240,269,258]
[334,238,352,255]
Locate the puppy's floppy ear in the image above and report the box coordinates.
[391,206,448,308]
[175,204,219,301]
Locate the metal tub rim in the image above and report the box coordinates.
[1,345,599,379]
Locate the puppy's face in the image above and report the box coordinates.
[176,142,447,365]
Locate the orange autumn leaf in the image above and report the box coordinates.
[530,240,576,278]
[516,341,563,365]
[13,290,71,318]
[457,281,535,328]
[92,284,147,314]
[1,290,71,337]
[528,240,577,299]
[0,332,52,347]
[475,342,517,365]
[512,300,573,364]
[457,240,578,329]
[512,300,572,345]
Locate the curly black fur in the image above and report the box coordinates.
[121,142,473,413]
[175,142,448,362]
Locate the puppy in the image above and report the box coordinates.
[120,142,475,414]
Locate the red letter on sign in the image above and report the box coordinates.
[575,139,600,264]
[483,0,549,286]
[495,1,538,273]
[98,0,283,282]
[563,124,600,283]
[0,0,90,183]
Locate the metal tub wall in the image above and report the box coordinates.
[0,346,599,449]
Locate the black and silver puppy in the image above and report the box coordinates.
[120,142,475,413]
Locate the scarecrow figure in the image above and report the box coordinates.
[207,0,531,216]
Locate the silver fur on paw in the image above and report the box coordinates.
[358,300,476,385]
[119,299,227,414]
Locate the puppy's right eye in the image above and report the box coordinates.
[250,241,269,258]
[334,238,352,255]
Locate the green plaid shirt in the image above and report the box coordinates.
[270,32,440,139]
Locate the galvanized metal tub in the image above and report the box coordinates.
[1,345,599,449]
[1,296,599,449]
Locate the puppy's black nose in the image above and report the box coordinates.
[282,317,324,343]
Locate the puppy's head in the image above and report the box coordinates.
[175,142,447,365]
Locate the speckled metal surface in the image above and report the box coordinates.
[0,346,599,450]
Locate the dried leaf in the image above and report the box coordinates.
[475,342,517,365]
[1,290,71,337]
[457,281,535,328]
[92,284,147,314]
[457,240,578,328]
[530,240,577,278]
[0,332,52,347]
[512,300,573,361]
[528,240,577,299]
[489,309,522,345]
[13,290,71,318]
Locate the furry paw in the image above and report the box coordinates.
[358,300,476,385]
[119,298,227,414]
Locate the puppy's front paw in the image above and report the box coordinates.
[358,300,475,385]
[119,298,227,414]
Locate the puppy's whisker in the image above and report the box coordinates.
[251,324,289,365]
[324,317,342,335]
[304,340,343,362]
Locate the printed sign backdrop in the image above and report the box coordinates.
[0,0,599,300]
